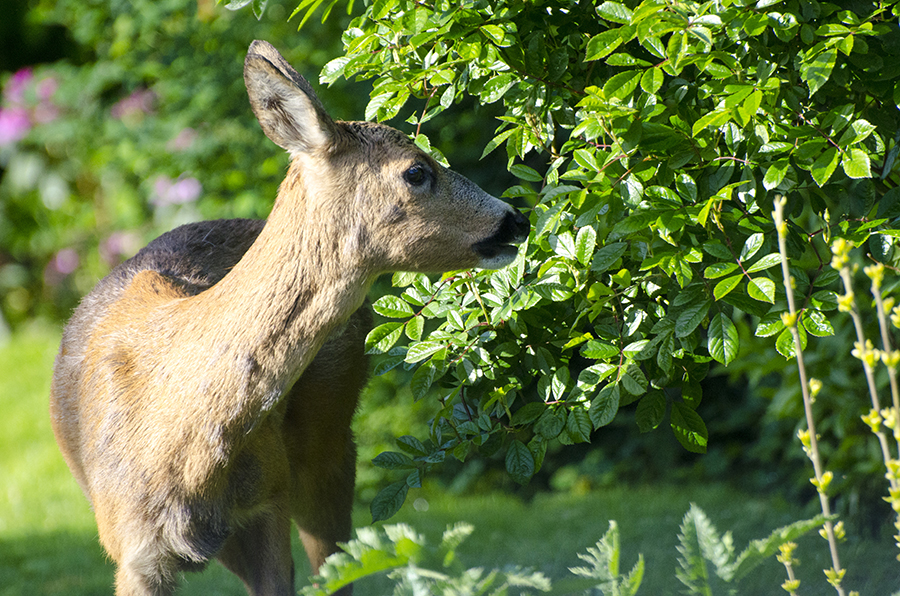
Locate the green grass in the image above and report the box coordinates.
[1,327,897,595]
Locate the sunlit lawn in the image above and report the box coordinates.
[1,326,896,595]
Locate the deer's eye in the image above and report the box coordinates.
[403,163,431,188]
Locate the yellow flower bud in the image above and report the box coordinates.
[781,311,797,328]
[838,292,854,312]
[808,378,822,398]
[862,408,882,432]
[864,263,885,289]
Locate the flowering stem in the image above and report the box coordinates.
[772,197,845,596]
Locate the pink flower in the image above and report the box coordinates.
[100,231,140,266]
[167,127,197,152]
[0,107,31,145]
[111,89,156,120]
[3,68,33,106]
[151,174,202,206]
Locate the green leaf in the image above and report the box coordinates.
[775,326,807,359]
[811,146,839,186]
[800,47,837,96]
[763,159,790,190]
[575,226,598,266]
[755,312,785,337]
[480,73,515,104]
[510,163,543,182]
[365,322,404,354]
[640,67,664,94]
[370,480,409,522]
[842,147,871,179]
[708,313,739,366]
[621,364,648,396]
[691,109,731,137]
[582,339,619,359]
[597,1,633,24]
[373,295,415,318]
[505,440,535,484]
[590,384,620,428]
[802,309,835,337]
[740,233,764,261]
[671,402,708,453]
[675,299,711,338]
[747,277,776,303]
[704,262,738,279]
[713,274,742,301]
[592,242,629,272]
[838,119,876,146]
[635,391,665,432]
[746,253,782,273]
[566,408,593,443]
[372,451,415,470]
[585,29,623,61]
[405,315,424,341]
[406,340,445,363]
[535,408,566,439]
[410,360,438,400]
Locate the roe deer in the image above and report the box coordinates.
[49,40,529,596]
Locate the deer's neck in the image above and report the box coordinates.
[187,160,371,419]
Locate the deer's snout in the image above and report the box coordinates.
[473,209,530,269]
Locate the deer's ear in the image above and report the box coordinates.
[244,41,337,155]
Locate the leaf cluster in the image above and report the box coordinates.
[313,0,900,514]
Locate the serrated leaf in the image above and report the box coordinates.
[405,340,445,363]
[597,1,633,24]
[747,277,776,303]
[811,146,839,186]
[692,109,731,137]
[405,315,424,341]
[590,384,620,428]
[535,408,566,439]
[775,326,807,359]
[410,361,438,400]
[800,47,837,96]
[566,408,593,443]
[704,262,739,279]
[740,233,764,261]
[763,159,790,190]
[585,29,624,61]
[675,299,712,338]
[621,364,648,396]
[671,402,708,453]
[755,312,785,337]
[582,339,619,359]
[708,313,739,365]
[592,242,628,272]
[373,295,415,318]
[746,253,782,273]
[370,480,409,522]
[713,274,742,301]
[365,322,404,354]
[372,451,415,470]
[842,147,871,179]
[510,163,543,182]
[575,226,598,266]
[635,391,665,432]
[641,67,664,93]
[505,440,535,484]
[802,309,834,337]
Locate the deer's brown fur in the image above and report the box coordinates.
[49,41,528,596]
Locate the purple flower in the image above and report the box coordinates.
[151,174,202,206]
[0,107,31,146]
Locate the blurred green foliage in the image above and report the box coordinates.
[0,0,362,327]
